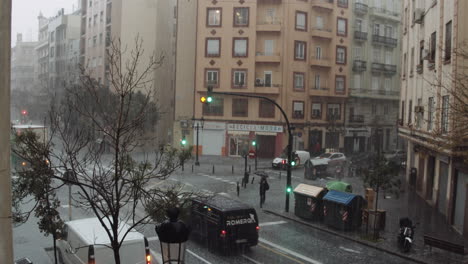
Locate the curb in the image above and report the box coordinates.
[263,209,429,264]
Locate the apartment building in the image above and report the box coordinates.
[11,33,37,92]
[173,0,351,158]
[400,0,468,238]
[346,0,401,154]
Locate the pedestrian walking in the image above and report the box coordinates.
[259,177,269,208]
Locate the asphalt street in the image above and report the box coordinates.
[13,162,415,264]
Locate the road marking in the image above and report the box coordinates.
[258,243,304,264]
[259,220,287,227]
[242,254,263,264]
[186,249,212,264]
[339,246,361,254]
[259,238,323,264]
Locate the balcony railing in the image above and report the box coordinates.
[384,64,397,75]
[416,64,423,74]
[312,0,334,11]
[371,62,385,73]
[354,31,368,41]
[349,115,364,123]
[312,27,333,39]
[350,88,399,97]
[372,35,398,48]
[311,86,329,91]
[256,18,282,31]
[353,60,367,72]
[355,2,368,14]
[371,7,400,19]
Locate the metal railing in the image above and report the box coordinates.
[256,52,280,56]
[353,60,367,72]
[372,35,398,47]
[311,86,329,91]
[349,115,365,123]
[384,64,397,74]
[371,62,385,73]
[355,2,368,14]
[350,88,399,96]
[257,18,282,25]
[354,31,368,41]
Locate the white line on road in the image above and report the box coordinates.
[339,246,361,254]
[259,221,287,227]
[186,249,212,264]
[242,254,264,264]
[259,238,323,264]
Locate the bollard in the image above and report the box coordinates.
[232,165,234,174]
[279,171,282,180]
[251,176,255,184]
[212,165,215,174]
[237,182,240,197]
[249,165,251,173]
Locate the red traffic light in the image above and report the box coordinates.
[21,110,28,115]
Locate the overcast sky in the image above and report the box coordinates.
[12,0,78,45]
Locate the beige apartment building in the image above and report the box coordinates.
[346,0,401,154]
[400,0,468,238]
[173,0,351,158]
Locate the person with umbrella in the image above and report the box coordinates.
[256,171,270,208]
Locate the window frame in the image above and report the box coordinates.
[206,8,222,27]
[232,37,248,58]
[202,97,224,116]
[294,40,307,61]
[445,20,452,62]
[232,68,248,89]
[295,11,308,31]
[427,97,434,130]
[293,72,305,91]
[311,102,322,119]
[259,99,275,118]
[337,0,349,8]
[205,37,221,57]
[335,75,346,94]
[204,68,220,88]
[441,95,449,133]
[337,17,348,37]
[429,31,436,63]
[336,45,347,65]
[233,7,249,27]
[327,103,341,120]
[232,98,248,117]
[292,100,305,119]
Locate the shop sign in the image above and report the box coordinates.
[227,123,283,133]
[345,127,370,137]
[201,122,226,130]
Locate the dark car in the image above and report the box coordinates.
[190,195,259,254]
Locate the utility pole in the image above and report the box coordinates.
[0,0,14,262]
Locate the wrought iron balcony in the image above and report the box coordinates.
[371,62,385,73]
[372,35,398,48]
[355,2,368,15]
[384,64,397,75]
[354,31,368,41]
[349,115,364,123]
[353,60,367,72]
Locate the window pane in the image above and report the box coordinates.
[207,39,219,55]
[296,12,306,30]
[208,9,221,26]
[234,39,247,56]
[234,7,249,26]
[259,100,275,118]
[336,77,344,92]
[338,18,346,35]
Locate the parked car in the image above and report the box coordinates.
[312,152,347,165]
[272,150,310,170]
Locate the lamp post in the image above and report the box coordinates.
[155,208,190,264]
[191,116,204,166]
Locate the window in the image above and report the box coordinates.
[316,16,324,29]
[294,41,306,60]
[441,95,449,133]
[295,11,307,31]
[206,38,220,57]
[233,38,248,57]
[371,104,377,115]
[403,53,407,77]
[384,78,391,91]
[232,69,247,88]
[429,32,436,63]
[337,0,348,8]
[207,8,221,26]
[372,76,379,90]
[419,40,425,66]
[94,14,97,25]
[335,76,345,93]
[234,7,249,26]
[373,48,381,62]
[203,97,224,116]
[401,100,405,124]
[294,72,305,90]
[373,23,380,35]
[100,11,104,23]
[99,33,103,44]
[88,17,91,28]
[354,74,361,89]
[311,103,322,119]
[384,26,393,38]
[416,98,423,128]
[314,74,320,90]
[327,104,341,120]
[232,98,248,117]
[408,100,412,125]
[355,19,363,32]
[384,105,389,115]
[315,46,322,59]
[410,47,414,75]
[89,0,92,7]
[259,100,275,118]
[445,21,452,61]
[293,101,304,119]
[264,71,272,87]
[93,35,97,47]
[337,18,347,36]
[205,69,219,87]
[428,97,434,130]
[336,46,346,64]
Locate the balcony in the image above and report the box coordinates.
[310,56,332,68]
[255,52,281,63]
[371,62,385,73]
[354,2,368,15]
[416,64,423,74]
[254,83,281,94]
[350,88,400,100]
[354,31,368,41]
[384,64,397,75]
[349,115,365,123]
[311,27,332,39]
[310,86,330,96]
[256,19,281,32]
[312,0,334,12]
[372,35,398,48]
[370,7,400,22]
[353,60,367,72]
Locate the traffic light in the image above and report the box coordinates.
[251,140,256,146]
[181,137,187,146]
[286,186,292,193]
[290,160,296,166]
[21,109,28,115]
[207,86,213,103]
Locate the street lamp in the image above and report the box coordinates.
[191,116,204,166]
[155,208,190,264]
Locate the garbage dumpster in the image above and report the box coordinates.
[326,181,352,193]
[323,190,366,231]
[15,258,33,264]
[304,159,328,180]
[294,184,328,221]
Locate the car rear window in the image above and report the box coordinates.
[319,153,332,158]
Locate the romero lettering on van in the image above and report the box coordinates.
[226,214,256,226]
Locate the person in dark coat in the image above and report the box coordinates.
[259,177,269,208]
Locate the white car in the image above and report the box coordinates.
[272,150,310,170]
[313,152,347,165]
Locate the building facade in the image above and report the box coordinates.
[400,0,468,238]
[11,33,36,92]
[346,0,401,154]
[174,0,352,158]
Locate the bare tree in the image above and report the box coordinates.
[13,37,193,264]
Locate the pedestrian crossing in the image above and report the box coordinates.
[198,173,237,185]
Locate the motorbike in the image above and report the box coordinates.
[398,217,416,253]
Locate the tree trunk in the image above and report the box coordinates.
[112,243,121,264]
[373,184,380,240]
[53,232,58,264]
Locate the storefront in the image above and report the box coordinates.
[227,123,283,158]
[195,122,225,156]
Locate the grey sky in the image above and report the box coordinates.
[12,0,78,45]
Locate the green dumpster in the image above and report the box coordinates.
[326,181,352,193]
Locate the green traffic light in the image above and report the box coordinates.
[181,138,187,145]
[252,141,256,146]
[291,160,296,166]
[207,96,213,103]
[286,186,292,193]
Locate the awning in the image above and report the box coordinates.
[294,183,325,198]
[323,190,357,205]
[255,132,277,136]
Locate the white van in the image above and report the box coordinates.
[57,218,153,264]
[272,150,311,170]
